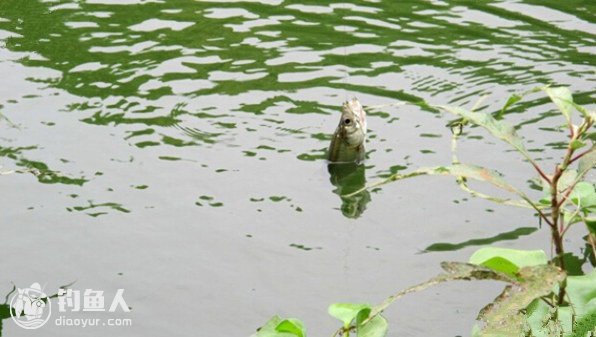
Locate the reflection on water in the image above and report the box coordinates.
[423,227,538,252]
[0,0,593,198]
[0,303,8,335]
[0,0,594,335]
[328,162,370,219]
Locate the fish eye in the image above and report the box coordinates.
[343,118,351,125]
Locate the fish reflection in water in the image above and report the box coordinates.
[326,98,370,218]
[328,162,371,219]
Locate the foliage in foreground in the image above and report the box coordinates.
[253,87,595,337]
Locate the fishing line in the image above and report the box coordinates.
[341,3,348,101]
[365,102,407,111]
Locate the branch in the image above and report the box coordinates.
[569,145,595,165]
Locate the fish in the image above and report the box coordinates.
[327,98,367,163]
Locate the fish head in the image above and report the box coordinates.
[338,98,367,147]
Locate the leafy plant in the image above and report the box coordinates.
[253,87,595,337]
[254,315,307,337]
[328,303,386,337]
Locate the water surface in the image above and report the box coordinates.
[0,1,594,336]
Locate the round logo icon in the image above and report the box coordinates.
[9,283,51,329]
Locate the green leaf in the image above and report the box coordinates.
[355,307,372,327]
[569,100,593,119]
[586,217,596,234]
[525,298,565,337]
[570,182,596,209]
[562,210,582,227]
[276,319,306,337]
[328,303,371,328]
[570,139,586,150]
[349,164,527,201]
[443,164,518,193]
[499,94,522,117]
[567,311,596,337]
[557,169,578,193]
[470,324,482,337]
[367,262,515,324]
[256,316,283,337]
[437,105,535,164]
[469,247,548,268]
[578,148,596,177]
[256,316,305,337]
[561,147,596,210]
[478,264,565,336]
[544,87,573,124]
[477,256,519,277]
[497,86,543,119]
[564,270,596,317]
[357,315,388,337]
[526,270,596,337]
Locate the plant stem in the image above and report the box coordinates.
[588,234,596,261]
[531,162,552,184]
[569,145,595,164]
[548,120,585,305]
[550,171,567,306]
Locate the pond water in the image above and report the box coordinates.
[0,1,594,336]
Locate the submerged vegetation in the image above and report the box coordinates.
[254,87,595,337]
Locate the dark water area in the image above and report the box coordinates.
[0,1,594,336]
